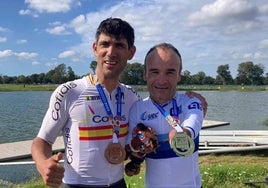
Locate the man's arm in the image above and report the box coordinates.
[31,137,64,188]
[185,91,208,116]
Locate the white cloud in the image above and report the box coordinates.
[0,49,13,58]
[188,0,258,26]
[0,27,9,32]
[24,0,78,13]
[59,50,75,58]
[231,51,267,60]
[258,4,268,14]
[0,37,7,43]
[258,39,268,49]
[0,49,38,59]
[59,50,80,62]
[15,52,38,59]
[46,25,71,35]
[32,61,41,65]
[17,39,27,44]
[19,9,39,17]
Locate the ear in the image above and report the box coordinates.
[143,69,147,81]
[127,46,136,60]
[177,74,181,82]
[92,42,97,56]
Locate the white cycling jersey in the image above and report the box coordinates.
[128,93,203,188]
[37,75,140,186]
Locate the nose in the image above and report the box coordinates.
[157,74,168,85]
[106,45,116,57]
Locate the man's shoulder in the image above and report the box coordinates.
[120,83,141,99]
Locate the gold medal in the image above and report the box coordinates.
[105,142,126,164]
[169,129,195,157]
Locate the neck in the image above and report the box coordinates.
[93,73,119,93]
[150,95,176,105]
[151,98,169,105]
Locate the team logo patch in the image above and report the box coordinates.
[188,102,202,110]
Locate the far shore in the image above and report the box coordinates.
[1,84,268,92]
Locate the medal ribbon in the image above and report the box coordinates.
[96,84,122,143]
[152,99,183,132]
[153,98,195,157]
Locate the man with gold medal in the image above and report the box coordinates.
[126,43,204,188]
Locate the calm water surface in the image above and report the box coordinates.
[0,90,268,144]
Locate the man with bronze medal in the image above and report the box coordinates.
[31,18,139,188]
[126,43,205,188]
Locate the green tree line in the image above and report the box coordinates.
[0,61,267,85]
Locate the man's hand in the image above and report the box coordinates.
[37,152,65,188]
[185,91,208,117]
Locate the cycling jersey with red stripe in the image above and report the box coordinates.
[38,75,140,186]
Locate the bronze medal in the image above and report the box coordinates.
[105,142,126,164]
[169,129,195,157]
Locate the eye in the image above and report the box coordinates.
[99,41,109,48]
[116,43,127,49]
[149,69,159,75]
[167,70,176,76]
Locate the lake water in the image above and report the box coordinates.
[0,90,268,144]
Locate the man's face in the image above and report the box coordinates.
[93,33,136,80]
[144,48,181,104]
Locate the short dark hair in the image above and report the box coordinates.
[95,17,135,49]
[144,43,182,73]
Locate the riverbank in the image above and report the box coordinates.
[1,84,268,92]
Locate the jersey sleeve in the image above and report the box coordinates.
[37,82,77,144]
[181,95,203,139]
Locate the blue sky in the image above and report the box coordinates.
[0,0,267,77]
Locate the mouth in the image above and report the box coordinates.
[155,86,168,90]
[104,60,117,65]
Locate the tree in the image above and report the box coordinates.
[17,75,27,84]
[30,74,39,84]
[191,71,206,85]
[52,64,66,84]
[252,63,265,85]
[216,64,233,85]
[120,62,145,85]
[203,76,216,85]
[236,61,265,85]
[90,61,97,73]
[181,70,192,84]
[66,66,76,81]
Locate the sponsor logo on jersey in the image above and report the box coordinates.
[188,102,202,110]
[140,111,159,121]
[52,82,77,121]
[65,127,73,164]
[86,95,100,101]
[92,115,126,123]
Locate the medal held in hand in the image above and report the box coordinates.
[169,127,195,157]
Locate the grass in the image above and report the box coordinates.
[0,84,58,91]
[1,84,268,92]
[3,152,267,188]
